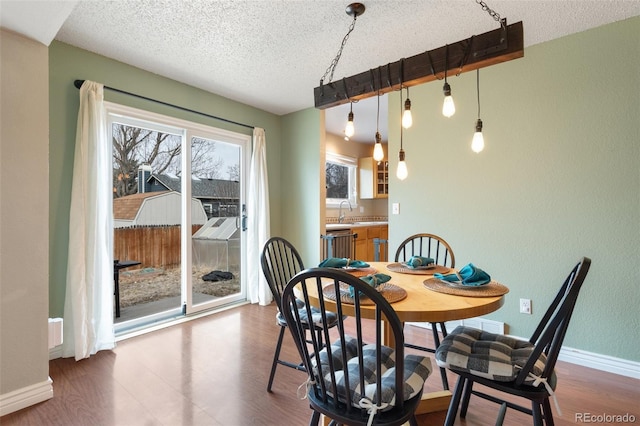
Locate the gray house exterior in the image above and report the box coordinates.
[138,165,240,219]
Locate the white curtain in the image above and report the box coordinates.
[62,81,115,360]
[247,127,271,305]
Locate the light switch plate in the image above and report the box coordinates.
[392,203,400,214]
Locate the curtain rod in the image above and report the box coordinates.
[74,79,255,130]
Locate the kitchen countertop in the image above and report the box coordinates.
[326,221,388,231]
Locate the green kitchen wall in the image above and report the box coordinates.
[386,17,639,361]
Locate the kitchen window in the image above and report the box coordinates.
[326,152,357,208]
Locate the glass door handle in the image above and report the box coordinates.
[241,204,247,231]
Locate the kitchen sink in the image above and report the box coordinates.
[326,221,388,231]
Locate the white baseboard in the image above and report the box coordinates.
[49,345,63,360]
[505,333,640,380]
[558,346,640,379]
[0,377,53,416]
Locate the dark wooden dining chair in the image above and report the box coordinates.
[395,233,456,389]
[435,257,591,426]
[261,236,339,392]
[394,233,456,267]
[281,267,432,426]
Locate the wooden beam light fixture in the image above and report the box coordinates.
[314,7,524,110]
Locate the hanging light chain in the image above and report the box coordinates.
[475,0,506,29]
[320,14,359,85]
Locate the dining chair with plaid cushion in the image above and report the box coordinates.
[282,267,433,426]
[261,237,340,392]
[435,257,591,426]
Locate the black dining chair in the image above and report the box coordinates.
[435,257,591,426]
[394,233,456,267]
[260,236,339,392]
[395,233,456,389]
[281,267,433,426]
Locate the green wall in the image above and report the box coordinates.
[387,17,640,360]
[280,108,323,266]
[48,41,283,317]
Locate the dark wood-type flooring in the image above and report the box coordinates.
[3,303,638,425]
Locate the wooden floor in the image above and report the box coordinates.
[3,303,638,425]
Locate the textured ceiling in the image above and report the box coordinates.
[2,0,640,142]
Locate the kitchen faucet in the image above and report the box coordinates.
[338,200,352,223]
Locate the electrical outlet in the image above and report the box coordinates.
[520,298,532,315]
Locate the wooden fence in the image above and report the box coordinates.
[114,225,201,269]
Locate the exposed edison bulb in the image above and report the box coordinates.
[442,82,455,118]
[442,96,455,117]
[471,119,484,153]
[397,160,408,180]
[373,142,384,161]
[402,98,413,128]
[345,111,355,137]
[373,131,384,161]
[396,149,408,180]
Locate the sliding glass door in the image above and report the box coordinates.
[107,103,249,331]
[184,128,248,314]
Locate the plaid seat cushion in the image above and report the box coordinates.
[312,335,432,410]
[435,326,548,385]
[276,299,338,328]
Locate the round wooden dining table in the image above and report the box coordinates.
[303,261,507,415]
[303,262,505,332]
[362,262,504,323]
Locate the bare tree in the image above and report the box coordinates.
[192,137,224,179]
[326,162,349,198]
[112,125,150,197]
[227,163,240,181]
[112,125,225,197]
[138,131,181,176]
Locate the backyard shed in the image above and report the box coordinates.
[113,191,208,228]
